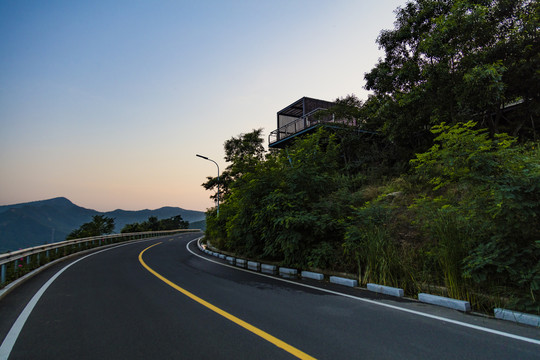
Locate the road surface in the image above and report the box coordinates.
[0,232,538,359]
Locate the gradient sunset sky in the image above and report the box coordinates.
[1,0,406,212]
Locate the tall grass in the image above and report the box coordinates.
[345,220,406,289]
[427,208,473,302]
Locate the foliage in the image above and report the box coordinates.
[411,122,540,312]
[66,215,115,240]
[206,128,353,266]
[203,120,539,313]
[343,204,400,287]
[364,0,539,155]
[120,215,188,233]
[202,129,265,202]
[201,0,540,315]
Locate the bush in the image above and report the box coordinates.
[411,122,540,312]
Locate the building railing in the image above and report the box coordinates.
[268,108,357,146]
[0,229,200,288]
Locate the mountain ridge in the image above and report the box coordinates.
[0,197,205,252]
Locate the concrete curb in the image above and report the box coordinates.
[261,264,277,275]
[199,240,540,323]
[279,267,298,279]
[418,293,471,312]
[367,283,404,298]
[494,308,540,327]
[330,276,358,288]
[301,271,324,281]
[235,259,246,268]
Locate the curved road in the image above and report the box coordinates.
[0,232,538,359]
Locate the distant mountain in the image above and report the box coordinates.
[0,197,205,253]
[106,207,206,230]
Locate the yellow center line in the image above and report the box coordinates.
[138,242,317,360]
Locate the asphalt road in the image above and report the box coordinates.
[0,232,538,359]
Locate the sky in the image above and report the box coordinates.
[0,0,406,213]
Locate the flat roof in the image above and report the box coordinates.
[277,97,335,119]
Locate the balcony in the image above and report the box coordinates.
[268,97,357,148]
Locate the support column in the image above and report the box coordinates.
[1,264,6,284]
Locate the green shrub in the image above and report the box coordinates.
[411,121,540,313]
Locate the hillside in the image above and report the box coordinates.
[0,197,205,252]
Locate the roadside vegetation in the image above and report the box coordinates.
[120,215,188,233]
[66,215,115,240]
[66,214,189,238]
[203,0,539,315]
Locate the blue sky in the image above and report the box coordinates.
[0,0,406,212]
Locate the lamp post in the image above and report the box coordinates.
[196,154,220,217]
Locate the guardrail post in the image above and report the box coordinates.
[26,256,30,265]
[1,264,6,284]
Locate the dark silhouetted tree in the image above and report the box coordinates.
[66,215,115,240]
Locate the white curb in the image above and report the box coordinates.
[494,308,540,327]
[367,283,404,297]
[418,293,471,312]
[330,276,358,287]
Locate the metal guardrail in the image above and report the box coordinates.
[0,229,200,287]
[268,108,362,146]
[268,108,331,145]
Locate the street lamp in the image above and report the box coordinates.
[196,154,220,217]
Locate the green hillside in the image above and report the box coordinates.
[202,0,539,315]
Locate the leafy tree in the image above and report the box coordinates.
[205,128,360,268]
[320,94,363,125]
[364,0,539,153]
[147,216,159,231]
[120,222,142,233]
[411,121,540,311]
[158,215,189,230]
[202,129,265,203]
[120,215,188,233]
[67,215,115,240]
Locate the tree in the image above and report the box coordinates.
[120,222,142,233]
[204,127,358,267]
[411,121,540,311]
[158,215,189,230]
[120,215,188,233]
[202,129,265,203]
[66,215,115,240]
[321,94,363,124]
[364,0,539,152]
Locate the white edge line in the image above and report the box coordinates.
[0,238,160,359]
[187,238,540,346]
